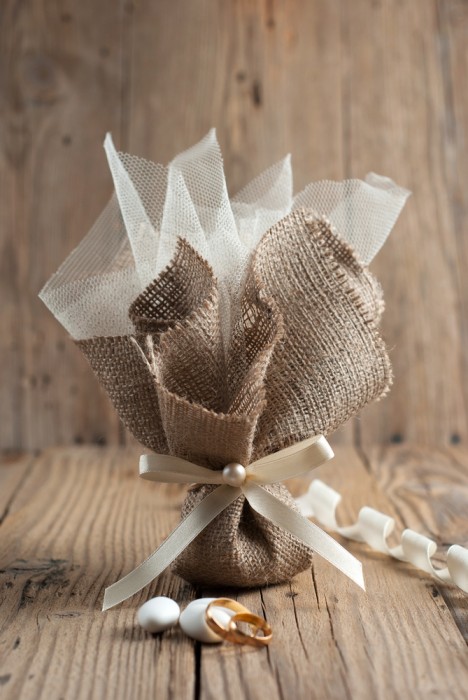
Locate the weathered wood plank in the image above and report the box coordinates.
[132,0,346,191]
[0,453,34,524]
[0,1,127,451]
[2,447,465,699]
[199,446,468,700]
[435,0,468,449]
[2,0,468,450]
[346,0,468,446]
[0,447,196,700]
[367,443,468,643]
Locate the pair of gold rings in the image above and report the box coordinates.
[205,598,272,647]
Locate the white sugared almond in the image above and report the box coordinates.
[137,596,180,634]
[179,601,235,643]
[185,597,217,610]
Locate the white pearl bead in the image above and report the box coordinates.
[222,462,246,487]
[137,596,180,634]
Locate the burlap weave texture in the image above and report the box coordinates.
[77,210,391,587]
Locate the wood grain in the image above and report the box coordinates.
[367,443,468,643]
[2,2,467,697]
[0,1,126,450]
[0,445,467,699]
[2,0,468,450]
[0,447,196,700]
[347,0,468,447]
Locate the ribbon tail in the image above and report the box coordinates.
[139,454,225,484]
[102,485,242,611]
[243,482,365,591]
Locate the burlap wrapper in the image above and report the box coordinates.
[76,210,391,587]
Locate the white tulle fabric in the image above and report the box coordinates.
[40,129,410,341]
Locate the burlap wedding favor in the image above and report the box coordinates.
[40,131,409,589]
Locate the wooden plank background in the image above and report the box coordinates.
[1,0,468,452]
[1,3,468,697]
[1,444,467,700]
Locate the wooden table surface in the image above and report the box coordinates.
[2,1,468,698]
[0,444,467,699]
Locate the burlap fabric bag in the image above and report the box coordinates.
[40,132,408,590]
[76,210,391,587]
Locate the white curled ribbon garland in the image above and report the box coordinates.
[296,480,468,594]
[103,435,365,610]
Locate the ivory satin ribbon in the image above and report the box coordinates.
[102,435,365,610]
[297,480,468,593]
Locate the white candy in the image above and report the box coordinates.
[185,597,217,610]
[179,601,235,643]
[137,596,180,634]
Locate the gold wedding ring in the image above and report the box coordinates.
[228,612,273,646]
[204,598,273,647]
[205,598,250,639]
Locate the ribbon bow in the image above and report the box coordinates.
[103,435,365,610]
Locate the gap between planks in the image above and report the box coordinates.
[0,446,467,699]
